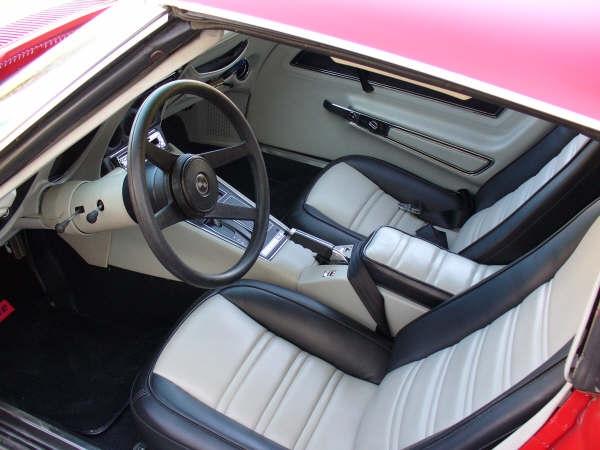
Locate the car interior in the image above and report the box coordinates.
[1,29,600,449]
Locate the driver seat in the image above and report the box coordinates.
[131,200,600,450]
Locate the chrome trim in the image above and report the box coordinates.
[327,101,493,174]
[185,176,289,261]
[170,2,600,137]
[0,400,95,450]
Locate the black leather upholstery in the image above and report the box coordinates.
[219,281,392,383]
[133,371,285,450]
[342,156,472,229]
[460,140,600,263]
[474,126,578,210]
[409,344,569,450]
[131,282,392,450]
[288,154,471,246]
[131,200,600,450]
[289,197,365,246]
[290,127,600,264]
[389,199,600,370]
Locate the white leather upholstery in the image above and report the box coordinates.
[450,134,591,252]
[365,227,502,295]
[154,295,377,450]
[357,217,600,449]
[305,162,426,238]
[153,218,600,449]
[305,135,589,254]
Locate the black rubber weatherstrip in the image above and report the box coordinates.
[0,19,199,187]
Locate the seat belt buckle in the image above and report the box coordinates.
[398,202,422,215]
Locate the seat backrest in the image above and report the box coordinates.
[356,200,600,449]
[448,134,599,263]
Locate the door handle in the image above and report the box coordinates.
[323,100,390,137]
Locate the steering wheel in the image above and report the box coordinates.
[127,80,270,289]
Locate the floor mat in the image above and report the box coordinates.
[0,233,202,438]
[0,302,167,435]
[85,406,144,450]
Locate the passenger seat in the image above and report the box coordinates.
[290,127,600,263]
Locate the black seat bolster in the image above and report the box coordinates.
[131,367,284,450]
[219,281,392,384]
[289,155,472,245]
[460,140,600,264]
[390,199,600,371]
[131,281,393,449]
[475,126,579,210]
[340,155,472,229]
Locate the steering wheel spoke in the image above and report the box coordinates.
[201,142,248,168]
[155,201,184,229]
[129,79,269,289]
[145,141,181,172]
[204,203,257,221]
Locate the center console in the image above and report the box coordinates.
[188,179,288,260]
[47,127,378,334]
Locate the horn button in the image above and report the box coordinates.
[172,155,218,215]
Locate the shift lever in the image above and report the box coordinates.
[288,228,350,264]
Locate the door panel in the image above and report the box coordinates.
[165,33,276,147]
[247,45,554,191]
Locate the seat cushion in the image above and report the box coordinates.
[131,282,391,450]
[291,133,599,265]
[305,162,427,240]
[131,204,600,450]
[290,155,465,245]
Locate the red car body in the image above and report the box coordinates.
[2,1,599,447]
[179,0,600,129]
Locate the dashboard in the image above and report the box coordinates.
[105,123,287,260]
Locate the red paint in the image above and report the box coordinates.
[522,390,600,450]
[182,0,600,123]
[0,299,15,323]
[0,0,113,81]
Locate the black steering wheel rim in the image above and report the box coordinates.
[127,80,270,289]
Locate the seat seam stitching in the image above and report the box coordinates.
[223,333,274,415]
[427,345,456,434]
[253,348,303,431]
[293,369,342,450]
[394,360,425,450]
[304,372,345,450]
[466,326,489,414]
[263,353,309,434]
[349,186,380,230]
[215,328,268,409]
[386,364,420,450]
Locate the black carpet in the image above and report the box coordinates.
[0,304,165,434]
[85,407,144,450]
[0,232,202,441]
